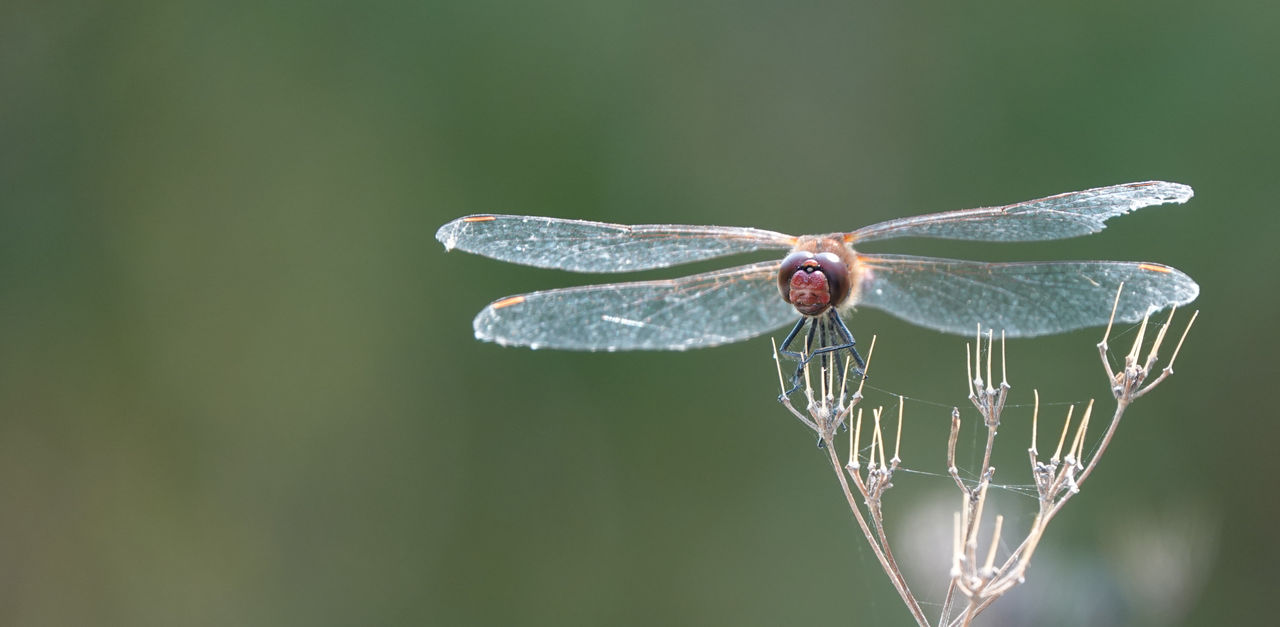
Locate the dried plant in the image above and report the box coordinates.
[773,287,1198,626]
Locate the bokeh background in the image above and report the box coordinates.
[2,1,1276,625]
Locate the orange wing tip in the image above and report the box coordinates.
[463,215,497,222]
[491,295,526,309]
[1137,263,1173,273]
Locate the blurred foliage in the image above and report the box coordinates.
[1,0,1276,625]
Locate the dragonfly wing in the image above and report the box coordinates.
[853,254,1199,337]
[437,214,796,273]
[848,181,1193,244]
[473,261,796,350]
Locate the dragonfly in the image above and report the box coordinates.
[437,181,1199,394]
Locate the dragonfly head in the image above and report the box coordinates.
[779,250,850,316]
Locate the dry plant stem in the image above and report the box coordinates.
[844,406,921,623]
[952,302,1198,625]
[773,338,930,626]
[824,440,927,626]
[993,304,1198,571]
[939,329,1008,625]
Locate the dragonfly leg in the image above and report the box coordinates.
[777,317,808,362]
[797,313,866,381]
[777,311,870,402]
[777,317,812,400]
[830,312,867,373]
[777,313,867,401]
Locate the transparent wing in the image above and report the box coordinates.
[847,181,1193,245]
[853,254,1199,337]
[472,261,796,350]
[436,214,796,273]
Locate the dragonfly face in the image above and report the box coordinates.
[436,181,1199,354]
[777,236,857,317]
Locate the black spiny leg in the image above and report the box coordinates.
[826,312,867,375]
[777,317,811,400]
[777,312,868,403]
[798,312,865,373]
[777,317,808,362]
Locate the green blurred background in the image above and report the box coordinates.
[2,1,1275,625]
